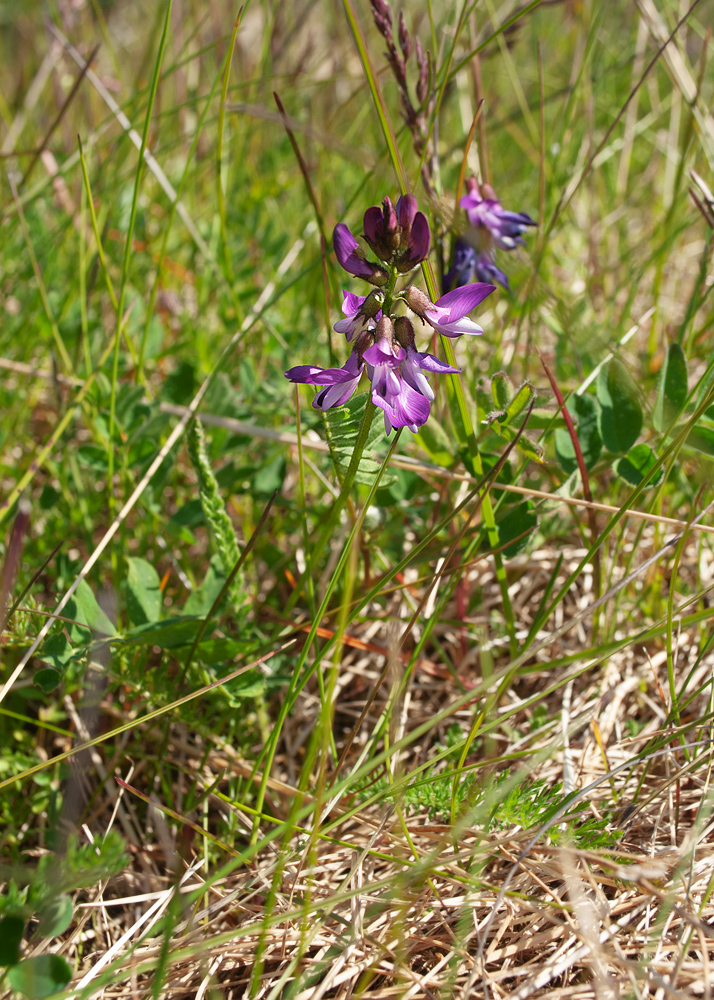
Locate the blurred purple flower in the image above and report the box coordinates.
[460,183,536,252]
[443,238,510,293]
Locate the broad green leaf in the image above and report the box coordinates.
[184,555,227,617]
[65,579,116,643]
[36,896,72,938]
[36,635,74,672]
[597,359,642,454]
[555,393,602,474]
[491,372,514,410]
[76,445,108,472]
[122,616,204,649]
[492,502,538,557]
[33,668,62,694]
[0,915,24,966]
[125,558,162,626]
[7,955,72,998]
[684,422,714,457]
[252,454,286,496]
[613,444,664,488]
[653,343,687,433]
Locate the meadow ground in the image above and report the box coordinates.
[2,0,714,996]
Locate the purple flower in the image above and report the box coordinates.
[333,223,388,285]
[285,350,364,410]
[333,291,382,343]
[401,346,458,401]
[406,283,495,338]
[443,238,509,293]
[460,184,536,252]
[362,320,457,435]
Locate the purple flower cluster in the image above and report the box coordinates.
[444,178,536,293]
[286,194,495,436]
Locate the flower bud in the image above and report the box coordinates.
[404,285,433,318]
[362,289,384,318]
[465,176,480,197]
[373,314,394,345]
[393,315,416,350]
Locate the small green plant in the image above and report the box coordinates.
[0,832,127,998]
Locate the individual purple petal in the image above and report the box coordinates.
[333,223,373,278]
[314,379,360,409]
[432,282,495,321]
[285,364,357,385]
[406,210,431,262]
[417,352,459,374]
[393,382,431,429]
[397,193,418,230]
[362,207,383,246]
[363,341,405,366]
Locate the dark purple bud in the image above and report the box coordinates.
[393,315,416,349]
[397,210,430,271]
[334,222,389,285]
[397,193,418,233]
[398,12,412,60]
[382,196,399,251]
[363,206,383,249]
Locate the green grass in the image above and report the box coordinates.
[1,0,714,996]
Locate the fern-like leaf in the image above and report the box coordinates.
[323,393,396,487]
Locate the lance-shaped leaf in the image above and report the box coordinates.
[597,359,642,454]
[653,343,687,433]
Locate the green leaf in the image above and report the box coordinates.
[495,423,544,463]
[36,896,73,938]
[65,580,116,643]
[597,360,642,454]
[7,955,72,998]
[76,445,108,472]
[492,502,538,557]
[0,915,24,966]
[33,669,62,694]
[36,635,74,672]
[324,393,396,486]
[504,381,536,423]
[122,616,204,649]
[491,372,514,410]
[184,555,227,617]
[612,444,664,488]
[526,407,567,430]
[555,393,602,474]
[125,558,162,626]
[684,422,714,457]
[252,454,286,496]
[653,343,687,433]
